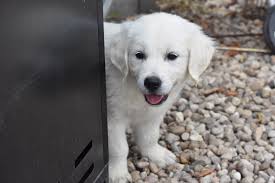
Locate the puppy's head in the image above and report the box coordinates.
[108,13,215,106]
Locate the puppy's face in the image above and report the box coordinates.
[127,27,190,105]
[108,13,215,106]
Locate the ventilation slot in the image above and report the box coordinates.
[75,139,93,168]
[78,163,94,183]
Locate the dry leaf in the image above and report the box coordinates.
[193,167,215,178]
[224,90,238,96]
[224,42,241,57]
[203,87,238,97]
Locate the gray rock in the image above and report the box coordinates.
[220,175,231,183]
[255,152,265,162]
[178,103,186,111]
[254,177,266,183]
[140,171,147,179]
[196,124,206,134]
[269,80,275,89]
[190,104,199,112]
[259,171,270,180]
[210,111,222,119]
[190,94,202,104]
[237,159,254,177]
[214,97,226,105]
[175,98,188,106]
[259,161,270,170]
[211,126,224,135]
[144,173,158,183]
[250,104,262,112]
[171,142,181,153]
[169,125,185,135]
[241,177,254,183]
[249,79,265,91]
[253,96,263,104]
[268,130,275,138]
[165,133,180,144]
[271,96,275,105]
[218,169,228,176]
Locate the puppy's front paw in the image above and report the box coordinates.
[109,161,132,183]
[142,144,176,167]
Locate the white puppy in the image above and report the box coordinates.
[104,13,215,183]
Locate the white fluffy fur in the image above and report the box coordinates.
[104,13,215,183]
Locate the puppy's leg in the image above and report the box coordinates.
[133,120,176,167]
[109,122,132,183]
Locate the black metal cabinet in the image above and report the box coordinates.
[0,0,108,183]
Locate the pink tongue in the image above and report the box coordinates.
[145,94,164,105]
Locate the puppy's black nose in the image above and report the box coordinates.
[144,76,162,92]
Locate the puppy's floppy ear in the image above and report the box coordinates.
[107,25,129,78]
[188,26,215,83]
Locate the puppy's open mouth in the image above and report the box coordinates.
[144,94,168,105]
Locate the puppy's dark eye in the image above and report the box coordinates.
[167,52,178,61]
[135,51,146,60]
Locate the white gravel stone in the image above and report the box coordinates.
[205,102,215,110]
[268,130,275,138]
[220,175,231,183]
[181,132,190,141]
[190,131,203,142]
[259,171,269,180]
[225,104,236,114]
[255,152,265,162]
[137,161,149,169]
[221,148,236,160]
[200,174,213,183]
[241,177,254,183]
[173,112,184,123]
[218,169,228,176]
[211,126,224,135]
[263,152,274,161]
[237,159,254,177]
[268,176,275,183]
[232,97,241,106]
[262,87,271,98]
[249,79,265,91]
[239,109,252,118]
[140,171,147,179]
[254,177,266,183]
[231,170,242,181]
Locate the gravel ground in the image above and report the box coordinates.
[124,1,275,183]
